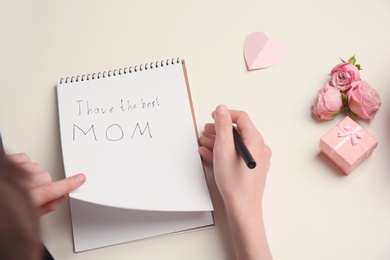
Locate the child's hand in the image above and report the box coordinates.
[7,153,85,216]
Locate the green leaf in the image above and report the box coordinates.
[331,110,341,117]
[355,64,362,70]
[339,58,346,63]
[347,55,356,65]
[341,92,348,107]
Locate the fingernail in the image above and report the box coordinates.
[216,105,228,115]
[75,173,86,183]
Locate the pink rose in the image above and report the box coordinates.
[312,83,343,121]
[330,62,361,91]
[348,81,381,120]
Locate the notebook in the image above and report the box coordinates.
[56,58,214,252]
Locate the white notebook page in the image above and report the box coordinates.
[57,60,213,212]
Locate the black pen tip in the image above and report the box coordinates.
[247,161,256,169]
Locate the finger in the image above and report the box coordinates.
[214,109,260,141]
[214,105,234,142]
[36,195,68,217]
[204,123,216,136]
[22,170,52,189]
[18,162,42,174]
[6,153,31,164]
[199,146,214,166]
[30,173,86,207]
[228,110,264,147]
[264,145,272,171]
[213,105,236,159]
[265,144,272,159]
[198,136,215,151]
[4,154,53,189]
[13,162,52,189]
[229,110,259,135]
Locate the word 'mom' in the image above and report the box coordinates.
[72,122,152,141]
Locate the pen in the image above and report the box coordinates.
[232,126,256,169]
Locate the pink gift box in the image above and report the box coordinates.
[319,116,378,175]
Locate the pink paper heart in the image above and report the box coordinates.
[243,32,288,70]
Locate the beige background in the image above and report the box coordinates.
[1,1,390,259]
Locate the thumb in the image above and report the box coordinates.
[214,105,234,147]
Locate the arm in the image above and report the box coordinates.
[0,152,42,260]
[199,105,272,260]
[6,153,85,216]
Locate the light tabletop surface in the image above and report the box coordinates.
[1,1,390,259]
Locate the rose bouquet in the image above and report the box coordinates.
[312,56,381,121]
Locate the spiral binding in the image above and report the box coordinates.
[59,57,181,84]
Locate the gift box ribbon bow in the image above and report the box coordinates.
[334,124,368,152]
[338,125,364,146]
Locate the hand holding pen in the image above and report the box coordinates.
[198,105,272,260]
